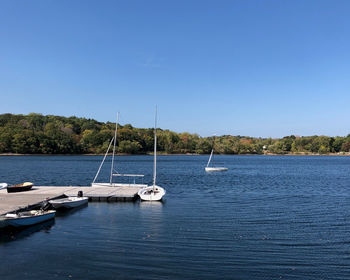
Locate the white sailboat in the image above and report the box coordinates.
[91,112,147,188]
[138,108,166,201]
[205,148,228,172]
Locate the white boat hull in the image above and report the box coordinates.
[49,197,88,209]
[0,183,8,190]
[205,167,228,172]
[5,210,56,227]
[138,185,166,201]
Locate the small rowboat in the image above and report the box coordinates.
[49,197,88,209]
[5,210,56,227]
[7,182,33,193]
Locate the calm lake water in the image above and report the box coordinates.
[0,155,350,279]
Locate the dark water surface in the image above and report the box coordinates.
[1,155,350,279]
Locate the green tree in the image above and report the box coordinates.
[332,137,345,152]
[118,140,142,154]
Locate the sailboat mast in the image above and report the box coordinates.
[110,112,119,185]
[207,149,214,167]
[153,107,157,188]
[207,135,216,167]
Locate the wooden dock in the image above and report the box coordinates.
[0,186,143,215]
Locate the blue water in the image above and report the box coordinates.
[0,155,350,279]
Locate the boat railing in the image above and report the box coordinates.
[112,173,145,185]
[112,174,144,177]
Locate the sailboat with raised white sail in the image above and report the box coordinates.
[205,138,228,172]
[138,108,166,201]
[91,112,147,188]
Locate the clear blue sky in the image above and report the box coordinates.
[0,0,349,138]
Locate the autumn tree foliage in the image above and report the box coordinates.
[0,113,349,155]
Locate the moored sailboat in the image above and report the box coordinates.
[138,107,166,201]
[91,112,147,188]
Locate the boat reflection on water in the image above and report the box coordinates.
[138,200,164,241]
[54,202,88,218]
[138,200,164,220]
[138,200,165,209]
[0,219,55,243]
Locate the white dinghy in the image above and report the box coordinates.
[91,112,147,188]
[49,196,88,209]
[138,107,166,201]
[5,210,56,227]
[0,183,8,190]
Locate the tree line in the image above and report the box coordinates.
[0,113,349,155]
